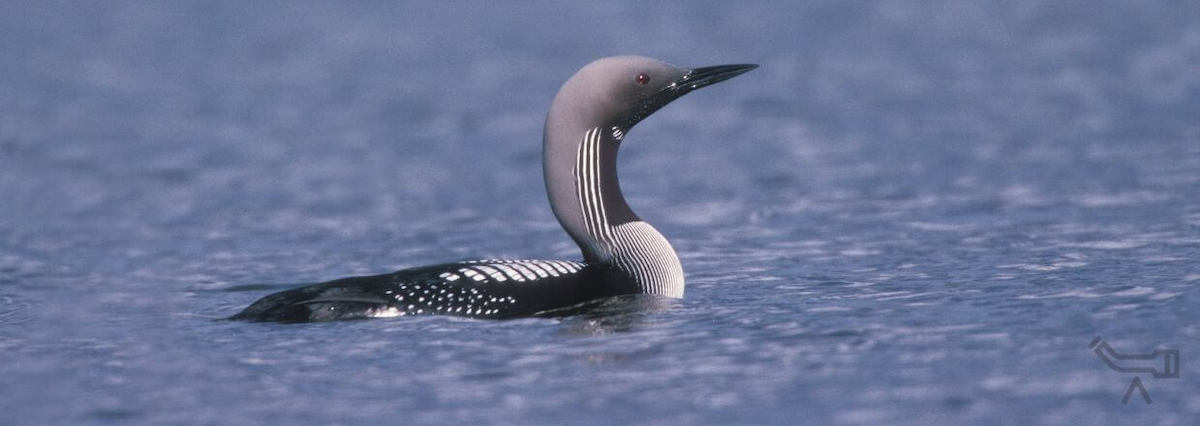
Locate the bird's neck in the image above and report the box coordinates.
[543,124,684,297]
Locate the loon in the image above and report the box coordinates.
[231,56,756,322]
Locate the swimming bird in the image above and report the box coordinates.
[231,56,756,322]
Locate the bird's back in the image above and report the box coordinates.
[230,259,636,322]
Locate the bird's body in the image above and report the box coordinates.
[232,56,756,322]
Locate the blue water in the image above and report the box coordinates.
[2,1,1198,424]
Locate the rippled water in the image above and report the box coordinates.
[3,1,1199,424]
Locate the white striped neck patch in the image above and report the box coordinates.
[572,127,684,297]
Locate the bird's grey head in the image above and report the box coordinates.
[548,56,758,132]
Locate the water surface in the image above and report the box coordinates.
[2,1,1198,424]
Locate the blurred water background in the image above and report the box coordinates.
[2,1,1198,424]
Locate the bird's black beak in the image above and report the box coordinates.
[672,64,759,94]
[621,63,757,129]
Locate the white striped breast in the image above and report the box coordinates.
[572,127,684,297]
[608,221,684,297]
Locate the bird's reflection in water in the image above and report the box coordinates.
[539,294,678,336]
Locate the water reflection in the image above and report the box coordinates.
[541,294,678,336]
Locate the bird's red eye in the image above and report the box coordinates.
[635,73,650,85]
